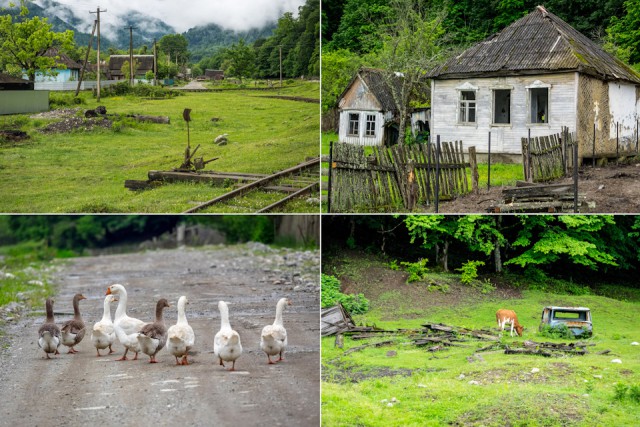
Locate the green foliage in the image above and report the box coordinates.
[493,0,527,32]
[0,114,30,130]
[629,384,640,403]
[614,382,629,401]
[158,33,190,66]
[325,0,393,54]
[479,278,496,294]
[388,259,400,270]
[221,39,256,82]
[0,5,74,82]
[506,215,619,271]
[321,274,370,314]
[457,260,485,285]
[49,92,85,109]
[606,0,640,68]
[400,258,429,283]
[538,323,575,340]
[98,82,183,98]
[320,49,362,112]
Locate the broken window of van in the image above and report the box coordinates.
[348,113,360,136]
[530,87,548,123]
[459,90,476,123]
[493,89,511,124]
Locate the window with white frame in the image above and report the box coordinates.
[493,89,511,124]
[529,87,549,123]
[459,90,476,123]
[365,114,376,137]
[348,113,359,136]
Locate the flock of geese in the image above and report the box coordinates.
[37,284,292,370]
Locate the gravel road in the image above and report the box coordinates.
[0,243,320,426]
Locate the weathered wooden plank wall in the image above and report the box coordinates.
[329,141,470,212]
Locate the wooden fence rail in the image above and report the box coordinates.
[521,128,575,182]
[329,141,472,212]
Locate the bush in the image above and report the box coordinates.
[629,385,640,403]
[457,260,486,285]
[49,92,86,109]
[401,258,429,283]
[98,82,183,99]
[321,274,369,314]
[614,383,629,401]
[538,323,575,340]
[0,115,30,130]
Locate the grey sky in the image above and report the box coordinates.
[26,0,305,35]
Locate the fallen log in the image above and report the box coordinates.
[343,340,395,355]
[127,114,170,124]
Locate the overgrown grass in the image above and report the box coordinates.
[0,83,319,213]
[322,256,640,426]
[0,241,58,308]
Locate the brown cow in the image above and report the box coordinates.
[496,309,524,337]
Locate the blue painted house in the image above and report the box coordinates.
[23,47,82,83]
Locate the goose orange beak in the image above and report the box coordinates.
[106,288,112,296]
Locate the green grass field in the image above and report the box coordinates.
[322,256,640,426]
[0,82,319,213]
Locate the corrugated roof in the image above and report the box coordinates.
[429,6,640,84]
[108,55,155,75]
[43,47,82,70]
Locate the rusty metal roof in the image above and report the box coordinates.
[429,6,640,84]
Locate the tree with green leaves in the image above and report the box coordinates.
[158,33,189,66]
[222,39,256,83]
[606,0,640,69]
[0,5,74,82]
[120,59,139,82]
[371,0,448,145]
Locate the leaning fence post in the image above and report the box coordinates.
[327,140,334,213]
[426,138,432,206]
[468,146,479,195]
[573,138,579,213]
[563,126,568,176]
[406,158,416,212]
[435,135,441,213]
[592,123,596,168]
[487,132,491,190]
[616,122,619,165]
[528,129,533,182]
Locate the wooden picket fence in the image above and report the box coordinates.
[328,141,472,212]
[521,128,576,182]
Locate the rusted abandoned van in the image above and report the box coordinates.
[540,306,592,337]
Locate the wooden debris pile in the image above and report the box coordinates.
[489,181,586,213]
[503,340,593,357]
[411,323,500,352]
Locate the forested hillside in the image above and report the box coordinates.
[322,0,640,112]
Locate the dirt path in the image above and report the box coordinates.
[0,244,319,426]
[438,162,640,213]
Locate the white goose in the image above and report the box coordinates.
[113,323,141,361]
[213,301,242,371]
[261,297,291,364]
[91,294,117,356]
[167,296,195,365]
[106,284,146,361]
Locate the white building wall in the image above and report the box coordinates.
[608,82,638,150]
[338,110,385,146]
[430,73,577,155]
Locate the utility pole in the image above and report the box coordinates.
[126,25,137,86]
[90,7,107,102]
[75,20,97,97]
[278,45,283,88]
[153,38,157,86]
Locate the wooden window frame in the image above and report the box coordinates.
[365,114,376,137]
[458,90,477,124]
[347,112,360,136]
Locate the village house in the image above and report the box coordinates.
[23,47,82,83]
[204,69,224,80]
[337,67,403,146]
[107,55,155,80]
[428,6,640,162]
